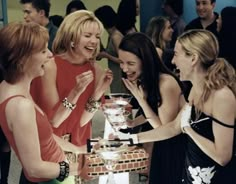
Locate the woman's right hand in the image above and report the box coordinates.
[74,70,94,95]
[92,69,113,99]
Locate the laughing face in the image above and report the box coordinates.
[195,0,215,20]
[25,44,53,78]
[119,50,142,82]
[74,22,101,63]
[172,41,193,81]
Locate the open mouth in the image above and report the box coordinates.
[85,46,96,52]
[126,72,135,79]
[174,68,180,76]
[41,59,51,68]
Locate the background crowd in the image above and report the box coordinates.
[0,0,235,184]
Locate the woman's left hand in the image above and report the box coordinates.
[94,69,113,98]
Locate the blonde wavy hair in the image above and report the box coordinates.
[178,29,236,112]
[52,10,104,59]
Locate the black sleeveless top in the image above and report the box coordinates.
[182,106,235,184]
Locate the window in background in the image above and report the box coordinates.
[0,0,7,28]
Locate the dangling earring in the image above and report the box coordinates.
[71,42,75,48]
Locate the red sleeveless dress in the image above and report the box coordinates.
[31,56,96,146]
[0,95,65,182]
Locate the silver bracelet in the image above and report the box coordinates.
[62,97,76,111]
[85,97,101,113]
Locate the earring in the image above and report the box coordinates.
[71,42,75,48]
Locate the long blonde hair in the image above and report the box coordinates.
[52,10,104,59]
[178,29,236,111]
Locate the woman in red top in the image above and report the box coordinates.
[0,22,86,183]
[31,10,112,146]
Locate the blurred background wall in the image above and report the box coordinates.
[5,0,236,66]
[140,0,236,32]
[6,0,129,69]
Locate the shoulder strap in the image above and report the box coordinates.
[208,116,236,155]
[208,115,235,128]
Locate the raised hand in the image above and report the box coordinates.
[122,78,146,103]
[180,104,192,133]
[74,70,94,96]
[94,69,113,97]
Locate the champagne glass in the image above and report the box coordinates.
[108,93,133,106]
[102,103,128,134]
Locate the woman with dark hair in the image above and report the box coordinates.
[217,6,236,69]
[118,30,236,184]
[118,32,186,184]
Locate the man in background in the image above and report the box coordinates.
[185,0,218,37]
[20,0,58,50]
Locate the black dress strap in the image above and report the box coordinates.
[207,115,235,128]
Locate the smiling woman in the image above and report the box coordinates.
[117,30,236,184]
[30,12,113,183]
[118,32,186,184]
[0,21,88,184]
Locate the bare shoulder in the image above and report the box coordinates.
[6,97,34,115]
[159,74,181,92]
[212,87,236,123]
[6,97,35,127]
[213,87,236,106]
